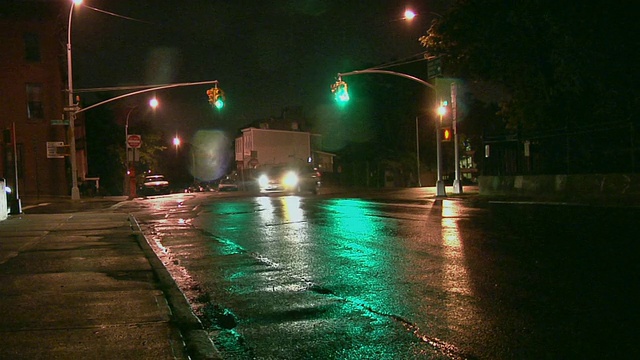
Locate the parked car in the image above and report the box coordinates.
[257,165,321,194]
[218,177,239,191]
[184,183,202,193]
[139,174,170,196]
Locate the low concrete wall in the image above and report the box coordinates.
[1,179,7,221]
[479,174,640,203]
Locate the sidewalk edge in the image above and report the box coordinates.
[128,214,221,360]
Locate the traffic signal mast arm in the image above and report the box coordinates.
[73,80,220,115]
[337,69,435,90]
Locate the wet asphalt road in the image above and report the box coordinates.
[122,190,639,359]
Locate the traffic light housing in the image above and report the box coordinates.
[331,78,349,103]
[206,87,225,109]
[441,127,452,142]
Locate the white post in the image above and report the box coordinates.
[451,82,463,194]
[436,103,447,197]
[435,117,446,197]
[11,122,22,213]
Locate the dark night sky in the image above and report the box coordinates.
[71,0,449,138]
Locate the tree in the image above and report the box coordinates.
[420,0,638,132]
[85,103,121,195]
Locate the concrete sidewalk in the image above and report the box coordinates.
[0,209,219,359]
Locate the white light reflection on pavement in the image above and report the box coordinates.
[441,200,472,297]
[439,199,485,353]
[254,195,312,293]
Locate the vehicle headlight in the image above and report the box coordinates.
[283,171,298,187]
[258,175,269,187]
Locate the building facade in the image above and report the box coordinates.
[0,2,85,199]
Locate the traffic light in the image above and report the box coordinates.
[441,127,452,142]
[206,87,225,109]
[331,78,349,103]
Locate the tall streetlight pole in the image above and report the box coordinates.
[451,82,462,194]
[66,0,82,200]
[416,116,421,187]
[124,98,158,199]
[123,106,137,198]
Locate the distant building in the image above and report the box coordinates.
[237,110,335,174]
[236,127,314,170]
[0,1,87,198]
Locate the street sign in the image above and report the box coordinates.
[46,141,65,158]
[63,106,79,112]
[51,119,69,126]
[127,134,142,148]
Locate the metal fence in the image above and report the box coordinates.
[482,121,638,176]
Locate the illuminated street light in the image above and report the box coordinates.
[404,9,416,20]
[437,104,447,117]
[173,134,180,155]
[124,99,157,199]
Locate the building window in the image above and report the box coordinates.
[26,83,44,120]
[24,33,41,62]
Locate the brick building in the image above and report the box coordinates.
[0,1,86,200]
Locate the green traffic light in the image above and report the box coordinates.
[214,98,224,109]
[336,86,349,102]
[332,80,349,103]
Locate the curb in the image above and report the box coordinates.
[128,214,221,360]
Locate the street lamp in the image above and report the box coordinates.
[404,9,416,20]
[124,99,158,199]
[66,0,83,200]
[173,134,180,155]
[125,98,158,148]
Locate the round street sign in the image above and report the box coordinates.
[127,134,142,148]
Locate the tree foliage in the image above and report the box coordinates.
[420,0,638,132]
[84,98,168,195]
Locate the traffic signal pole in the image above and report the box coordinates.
[435,115,446,196]
[335,69,447,196]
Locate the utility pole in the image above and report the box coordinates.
[451,81,463,194]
